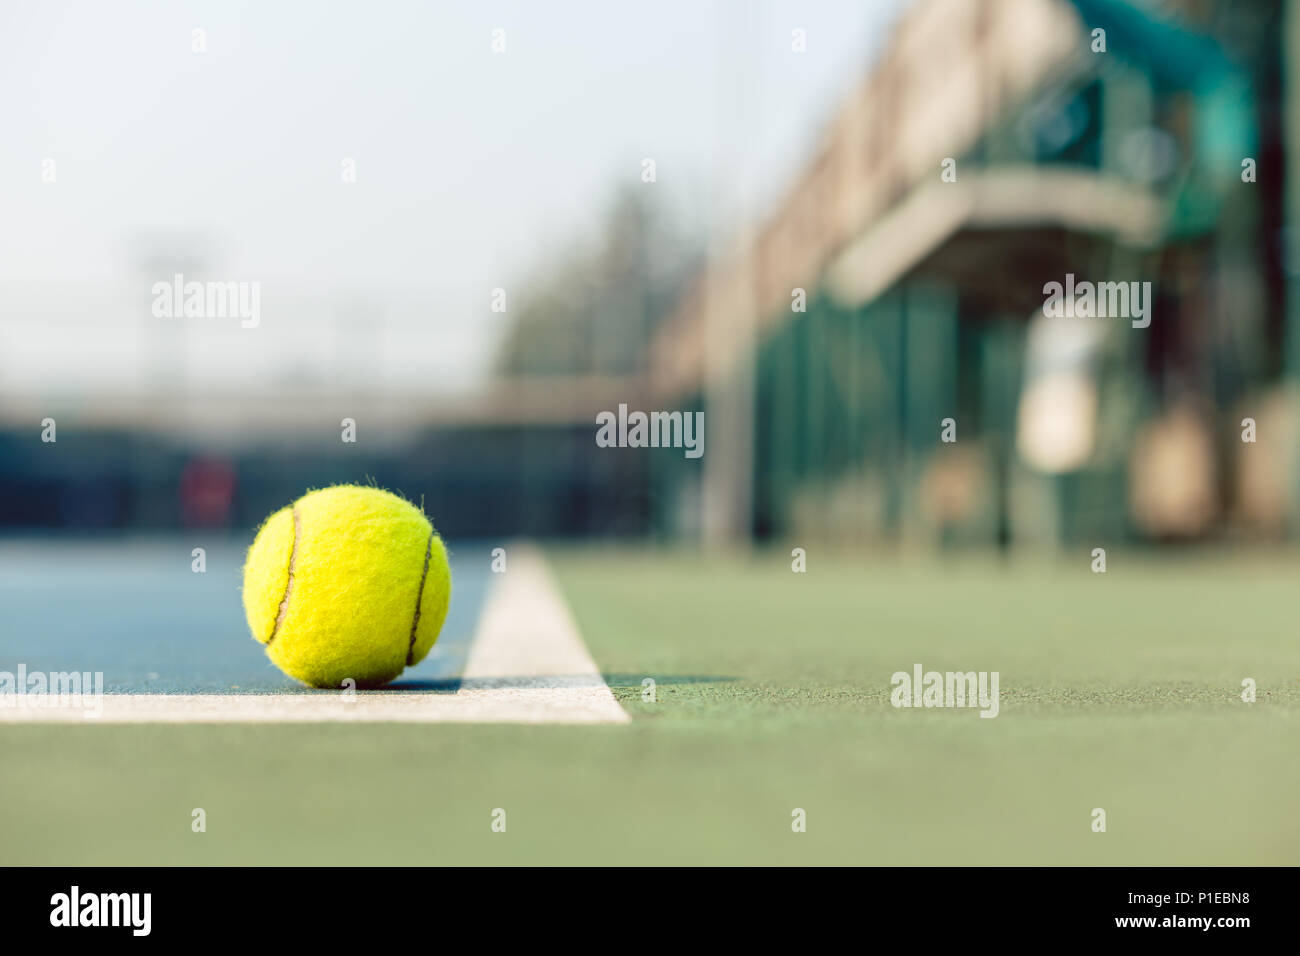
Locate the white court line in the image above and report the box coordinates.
[0,545,629,725]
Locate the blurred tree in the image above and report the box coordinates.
[495,186,702,376]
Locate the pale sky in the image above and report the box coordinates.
[0,0,907,397]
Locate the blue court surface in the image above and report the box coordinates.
[0,537,488,694]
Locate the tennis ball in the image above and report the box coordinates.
[242,485,451,688]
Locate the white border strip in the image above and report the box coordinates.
[0,545,629,725]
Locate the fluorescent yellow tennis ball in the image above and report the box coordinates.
[242,485,451,688]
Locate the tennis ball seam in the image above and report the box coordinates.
[246,487,449,687]
[267,507,301,646]
[405,529,434,666]
[263,502,433,667]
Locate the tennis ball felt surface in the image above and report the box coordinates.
[242,485,451,688]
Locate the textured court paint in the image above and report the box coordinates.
[241,507,294,645]
[0,682,627,723]
[243,486,452,688]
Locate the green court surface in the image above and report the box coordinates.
[1,548,1296,865]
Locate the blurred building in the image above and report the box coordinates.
[648,0,1290,547]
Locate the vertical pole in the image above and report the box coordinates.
[1286,1,1300,531]
[702,1,758,549]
